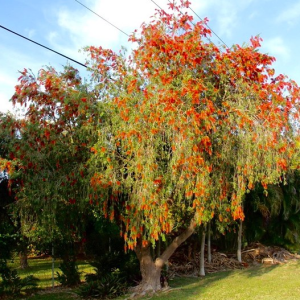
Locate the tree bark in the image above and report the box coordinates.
[237,219,243,263]
[207,221,211,263]
[134,219,196,294]
[19,247,28,269]
[199,227,206,277]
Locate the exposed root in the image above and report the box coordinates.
[127,283,164,299]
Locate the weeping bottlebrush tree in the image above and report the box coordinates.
[87,0,300,293]
[8,0,300,294]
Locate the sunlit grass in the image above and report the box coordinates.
[7,257,94,288]
[5,258,300,300]
[116,260,300,300]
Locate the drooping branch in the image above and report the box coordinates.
[157,219,196,266]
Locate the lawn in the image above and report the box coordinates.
[8,257,94,289]
[5,259,300,300]
[137,260,300,300]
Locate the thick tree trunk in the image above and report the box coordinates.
[207,221,211,263]
[134,219,196,294]
[237,219,243,263]
[199,227,206,277]
[137,245,162,293]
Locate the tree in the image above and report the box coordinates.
[9,65,99,254]
[244,172,300,251]
[87,0,300,293]
[9,0,300,294]
[0,113,30,269]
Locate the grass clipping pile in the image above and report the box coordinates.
[168,243,300,277]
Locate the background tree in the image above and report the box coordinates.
[9,66,99,264]
[244,171,300,251]
[0,112,30,269]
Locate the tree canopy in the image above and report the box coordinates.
[88,1,300,250]
[3,0,300,293]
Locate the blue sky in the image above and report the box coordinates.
[1,0,300,113]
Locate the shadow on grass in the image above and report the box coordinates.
[27,292,78,300]
[169,262,279,289]
[145,260,300,300]
[241,258,300,278]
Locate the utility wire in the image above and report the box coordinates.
[74,0,129,37]
[0,24,87,68]
[150,0,166,12]
[188,6,230,49]
[150,0,229,49]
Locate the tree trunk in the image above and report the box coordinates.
[134,219,196,294]
[135,244,162,294]
[207,221,211,263]
[237,219,243,263]
[199,227,206,277]
[19,248,28,269]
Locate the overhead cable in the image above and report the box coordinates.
[188,6,229,49]
[0,24,87,68]
[74,0,129,37]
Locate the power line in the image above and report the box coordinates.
[150,0,166,12]
[0,24,87,68]
[149,0,229,50]
[74,0,129,37]
[188,6,229,49]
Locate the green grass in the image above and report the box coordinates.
[8,257,94,289]
[128,260,300,300]
[5,259,300,300]
[27,292,79,300]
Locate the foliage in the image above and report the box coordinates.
[77,251,139,299]
[7,65,99,246]
[76,273,127,299]
[242,170,300,251]
[4,0,300,293]
[85,251,140,285]
[87,0,300,251]
[0,263,39,298]
[56,259,81,287]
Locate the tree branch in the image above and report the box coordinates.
[158,219,196,264]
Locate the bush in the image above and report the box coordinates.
[76,251,137,299]
[77,273,127,299]
[56,259,81,286]
[85,251,140,285]
[85,251,122,282]
[0,262,39,298]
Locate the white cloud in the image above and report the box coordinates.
[48,0,160,61]
[193,0,260,38]
[0,92,14,113]
[277,1,300,26]
[262,36,290,60]
[0,72,16,113]
[0,46,45,114]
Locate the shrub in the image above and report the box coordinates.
[77,273,127,299]
[0,262,39,298]
[56,259,81,286]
